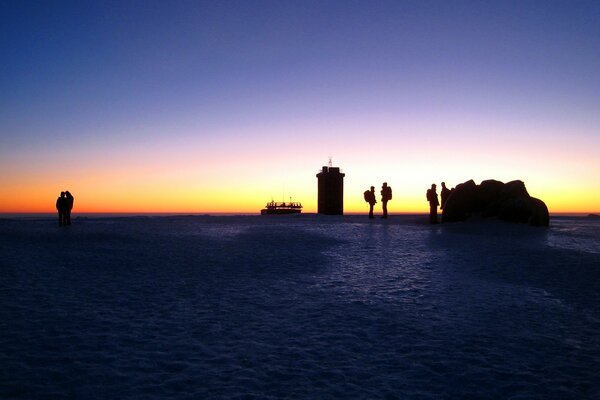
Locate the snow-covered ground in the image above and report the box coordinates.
[1,215,599,399]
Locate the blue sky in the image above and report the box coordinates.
[1,1,599,212]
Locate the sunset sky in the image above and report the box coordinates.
[1,1,599,214]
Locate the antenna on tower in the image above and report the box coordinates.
[328,156,333,168]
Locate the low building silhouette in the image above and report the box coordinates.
[316,164,345,215]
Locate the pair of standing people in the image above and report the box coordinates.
[426,182,451,224]
[364,182,392,219]
[56,191,74,226]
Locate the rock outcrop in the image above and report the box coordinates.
[442,179,549,226]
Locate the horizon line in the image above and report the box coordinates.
[1,211,597,217]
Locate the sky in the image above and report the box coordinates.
[1,0,599,213]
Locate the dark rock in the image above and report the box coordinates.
[500,180,529,199]
[442,179,548,226]
[442,179,477,222]
[483,180,530,218]
[476,179,505,213]
[499,197,532,224]
[588,214,600,218]
[478,179,505,200]
[529,197,550,227]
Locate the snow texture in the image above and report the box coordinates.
[1,215,599,399]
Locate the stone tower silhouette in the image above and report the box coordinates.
[316,162,345,215]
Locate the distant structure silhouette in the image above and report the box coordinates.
[426,184,439,224]
[65,191,74,225]
[56,192,67,227]
[316,162,345,215]
[380,182,392,218]
[364,186,376,219]
[440,182,450,210]
[261,199,302,215]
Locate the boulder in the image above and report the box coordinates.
[528,197,550,227]
[500,180,529,199]
[498,197,532,224]
[441,179,477,222]
[442,179,549,226]
[483,180,528,215]
[476,179,505,213]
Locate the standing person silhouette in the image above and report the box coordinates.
[380,182,392,218]
[426,184,439,224]
[65,191,74,225]
[56,192,67,227]
[364,186,377,219]
[440,182,450,210]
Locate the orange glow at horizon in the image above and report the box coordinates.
[1,170,598,215]
[1,117,599,215]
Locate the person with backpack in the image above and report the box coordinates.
[380,182,392,219]
[364,186,377,219]
[426,183,439,224]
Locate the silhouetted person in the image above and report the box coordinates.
[364,186,377,219]
[426,184,439,224]
[56,192,67,227]
[440,182,450,210]
[65,191,74,225]
[380,182,392,218]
